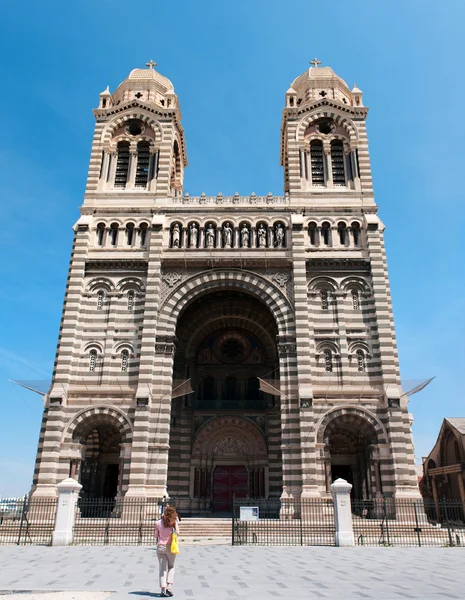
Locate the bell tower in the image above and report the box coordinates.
[281,59,368,200]
[86,60,187,201]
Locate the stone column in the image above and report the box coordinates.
[52,478,82,546]
[126,145,137,189]
[199,226,205,249]
[324,143,332,187]
[108,151,117,186]
[331,478,355,546]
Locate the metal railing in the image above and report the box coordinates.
[353,498,465,547]
[232,497,335,546]
[0,496,57,545]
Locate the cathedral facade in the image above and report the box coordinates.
[32,60,419,509]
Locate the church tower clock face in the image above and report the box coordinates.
[32,59,419,509]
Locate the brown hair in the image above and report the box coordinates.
[163,506,178,528]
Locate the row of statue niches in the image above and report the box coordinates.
[170,223,286,249]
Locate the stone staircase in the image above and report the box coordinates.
[178,518,232,545]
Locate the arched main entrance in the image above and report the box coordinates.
[167,290,283,510]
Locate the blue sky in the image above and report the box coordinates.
[0,0,464,496]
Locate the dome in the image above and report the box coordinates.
[290,63,352,106]
[127,67,174,93]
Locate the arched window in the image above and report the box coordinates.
[310,140,324,185]
[114,141,130,187]
[351,222,361,246]
[135,141,150,187]
[225,377,237,402]
[121,350,129,372]
[320,290,329,310]
[109,223,118,246]
[321,222,331,246]
[338,222,347,245]
[96,290,104,311]
[203,377,215,402]
[331,140,346,185]
[356,349,366,372]
[127,290,135,311]
[324,349,333,372]
[352,289,360,310]
[126,223,135,246]
[308,222,317,245]
[139,223,148,246]
[247,377,260,402]
[96,223,105,246]
[89,349,98,372]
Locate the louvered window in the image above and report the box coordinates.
[115,142,130,187]
[331,140,346,185]
[310,141,325,185]
[97,291,104,311]
[320,290,329,310]
[89,349,97,372]
[356,349,365,372]
[135,142,150,187]
[127,291,135,311]
[126,223,135,246]
[324,349,333,372]
[96,223,105,246]
[121,350,129,372]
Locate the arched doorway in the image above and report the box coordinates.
[167,290,282,510]
[321,410,383,502]
[68,410,132,499]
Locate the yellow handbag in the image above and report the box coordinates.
[171,528,180,554]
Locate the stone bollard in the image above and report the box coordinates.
[52,477,82,546]
[330,478,355,547]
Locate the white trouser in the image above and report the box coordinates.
[157,544,176,588]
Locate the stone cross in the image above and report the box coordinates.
[146,59,157,69]
[310,58,322,68]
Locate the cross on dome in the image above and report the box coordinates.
[145,59,158,69]
[310,58,322,68]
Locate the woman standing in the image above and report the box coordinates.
[155,506,179,597]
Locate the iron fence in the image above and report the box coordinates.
[0,496,57,545]
[353,498,465,547]
[232,498,335,546]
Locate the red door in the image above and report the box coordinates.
[213,466,248,511]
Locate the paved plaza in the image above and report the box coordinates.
[0,545,464,600]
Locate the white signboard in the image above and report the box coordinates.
[240,506,259,521]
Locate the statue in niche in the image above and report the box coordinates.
[257,224,267,248]
[275,223,285,248]
[241,224,249,248]
[172,224,180,248]
[189,223,198,248]
[251,346,262,363]
[206,223,215,248]
[223,222,233,248]
[199,345,211,363]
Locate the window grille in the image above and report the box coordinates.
[356,349,365,372]
[121,350,129,372]
[89,349,97,372]
[324,349,333,372]
[135,142,150,187]
[352,290,360,310]
[96,291,104,311]
[127,291,135,311]
[320,290,329,310]
[114,142,130,187]
[331,140,346,185]
[310,141,325,185]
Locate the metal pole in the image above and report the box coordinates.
[17,495,27,546]
[383,497,391,546]
[413,501,421,547]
